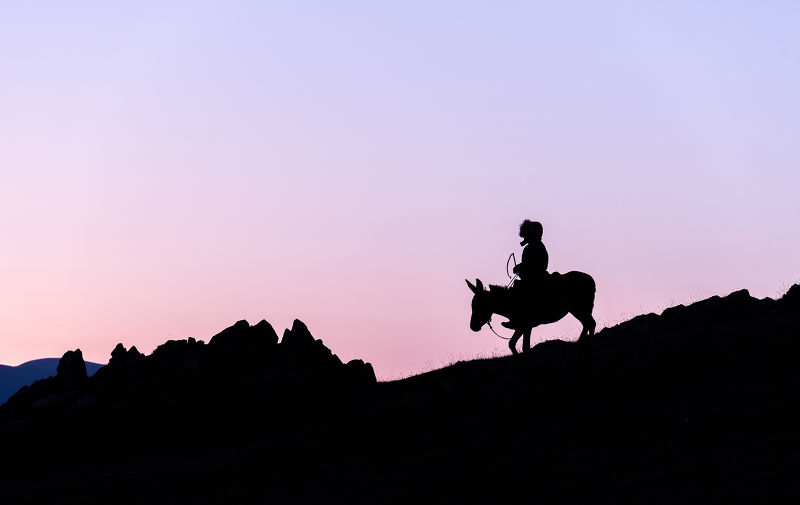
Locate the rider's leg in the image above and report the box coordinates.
[522,329,532,352]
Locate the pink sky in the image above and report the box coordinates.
[2,2,799,379]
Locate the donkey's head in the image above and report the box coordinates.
[466,278,490,332]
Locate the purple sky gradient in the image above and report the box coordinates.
[2,2,799,379]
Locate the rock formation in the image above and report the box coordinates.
[0,319,376,418]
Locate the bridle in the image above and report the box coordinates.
[483,252,519,340]
[469,251,519,341]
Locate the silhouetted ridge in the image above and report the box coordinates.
[1,285,799,504]
[1,319,375,418]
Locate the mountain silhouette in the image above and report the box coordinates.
[0,358,103,406]
[1,285,798,504]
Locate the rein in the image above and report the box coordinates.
[477,251,520,341]
[483,252,518,339]
[506,253,518,288]
[486,317,512,340]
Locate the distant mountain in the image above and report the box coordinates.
[0,358,103,405]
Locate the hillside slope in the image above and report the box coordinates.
[1,285,798,504]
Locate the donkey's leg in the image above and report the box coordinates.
[572,311,597,343]
[522,329,532,353]
[586,315,597,352]
[573,311,596,350]
[509,330,523,355]
[577,321,588,342]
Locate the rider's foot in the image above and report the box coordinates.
[501,321,518,330]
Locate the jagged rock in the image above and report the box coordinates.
[1,317,376,418]
[251,320,279,346]
[278,320,359,383]
[344,359,377,385]
[2,351,88,414]
[209,320,277,358]
[208,319,251,348]
[281,319,316,354]
[109,343,144,368]
[152,339,195,361]
[57,350,87,385]
[110,343,126,363]
[207,319,278,375]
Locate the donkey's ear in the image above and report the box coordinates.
[466,279,478,294]
[476,278,484,291]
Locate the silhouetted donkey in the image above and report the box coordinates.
[466,273,596,354]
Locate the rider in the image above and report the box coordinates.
[513,219,549,290]
[502,220,549,330]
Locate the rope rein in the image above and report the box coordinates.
[505,252,518,288]
[484,251,519,340]
[486,318,512,340]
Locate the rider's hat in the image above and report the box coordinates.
[519,220,543,246]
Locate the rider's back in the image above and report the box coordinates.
[519,240,548,281]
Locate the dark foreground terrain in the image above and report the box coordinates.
[2,285,799,504]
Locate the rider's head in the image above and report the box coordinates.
[519,219,543,245]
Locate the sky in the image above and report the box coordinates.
[1,2,798,379]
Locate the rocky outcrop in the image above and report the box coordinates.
[0,319,375,419]
[2,349,90,414]
[109,343,143,367]
[56,349,87,385]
